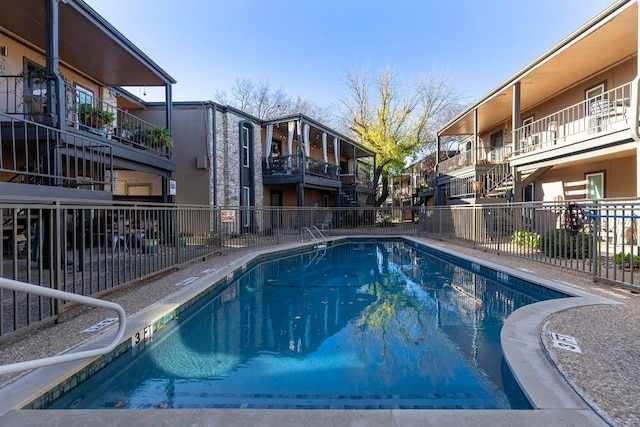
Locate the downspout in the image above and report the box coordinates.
[208,103,217,207]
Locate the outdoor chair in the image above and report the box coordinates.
[317,213,332,230]
[111,220,129,253]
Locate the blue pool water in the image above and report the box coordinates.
[49,239,566,410]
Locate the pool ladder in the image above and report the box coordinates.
[302,226,327,248]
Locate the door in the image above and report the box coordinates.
[270,190,283,229]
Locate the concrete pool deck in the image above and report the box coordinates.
[0,236,638,426]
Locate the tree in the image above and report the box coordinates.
[214,78,333,123]
[339,66,464,206]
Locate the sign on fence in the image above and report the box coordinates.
[221,210,236,223]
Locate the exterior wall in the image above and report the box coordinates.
[534,155,636,201]
[213,109,263,208]
[170,106,211,206]
[304,188,335,208]
[0,32,106,110]
[111,171,163,195]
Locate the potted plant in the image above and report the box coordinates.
[141,126,173,148]
[179,231,193,247]
[77,103,115,129]
[143,238,158,254]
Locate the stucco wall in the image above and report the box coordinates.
[535,155,636,201]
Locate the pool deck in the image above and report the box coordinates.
[1,236,638,426]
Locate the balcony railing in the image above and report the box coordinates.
[437,145,511,176]
[513,82,632,156]
[263,155,345,181]
[0,75,170,158]
[65,82,170,158]
[0,111,113,189]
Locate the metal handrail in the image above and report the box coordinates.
[302,226,327,248]
[0,278,126,375]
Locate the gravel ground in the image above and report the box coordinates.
[0,239,638,426]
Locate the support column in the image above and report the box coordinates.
[473,109,478,164]
[512,82,521,154]
[44,0,62,128]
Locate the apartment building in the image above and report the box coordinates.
[163,102,376,232]
[435,0,638,205]
[0,0,176,202]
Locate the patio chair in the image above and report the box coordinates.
[111,220,129,253]
[317,213,332,231]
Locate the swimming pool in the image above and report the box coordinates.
[46,239,567,410]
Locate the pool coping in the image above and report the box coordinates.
[0,236,616,426]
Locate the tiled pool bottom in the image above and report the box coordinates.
[0,237,616,424]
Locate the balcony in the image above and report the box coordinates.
[262,155,340,184]
[513,83,632,157]
[437,145,512,176]
[0,75,172,159]
[0,111,113,195]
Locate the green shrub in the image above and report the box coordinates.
[614,253,640,268]
[540,229,592,259]
[511,230,540,249]
[202,231,223,246]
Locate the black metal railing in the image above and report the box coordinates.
[0,111,113,189]
[2,198,640,339]
[0,75,171,159]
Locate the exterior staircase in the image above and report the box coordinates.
[484,162,551,198]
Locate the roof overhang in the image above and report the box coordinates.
[439,0,637,136]
[0,0,175,87]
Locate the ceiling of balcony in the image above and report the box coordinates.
[0,0,175,87]
[440,1,638,136]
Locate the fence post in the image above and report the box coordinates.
[590,201,599,283]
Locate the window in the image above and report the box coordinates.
[25,62,46,96]
[242,125,250,168]
[586,172,604,199]
[242,186,250,227]
[75,85,93,106]
[586,83,605,101]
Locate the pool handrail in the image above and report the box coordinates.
[302,226,327,248]
[0,277,127,375]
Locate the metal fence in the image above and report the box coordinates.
[2,197,639,339]
[421,199,640,290]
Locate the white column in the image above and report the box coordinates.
[287,121,294,168]
[265,124,273,167]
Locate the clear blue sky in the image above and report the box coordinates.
[85,0,615,108]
